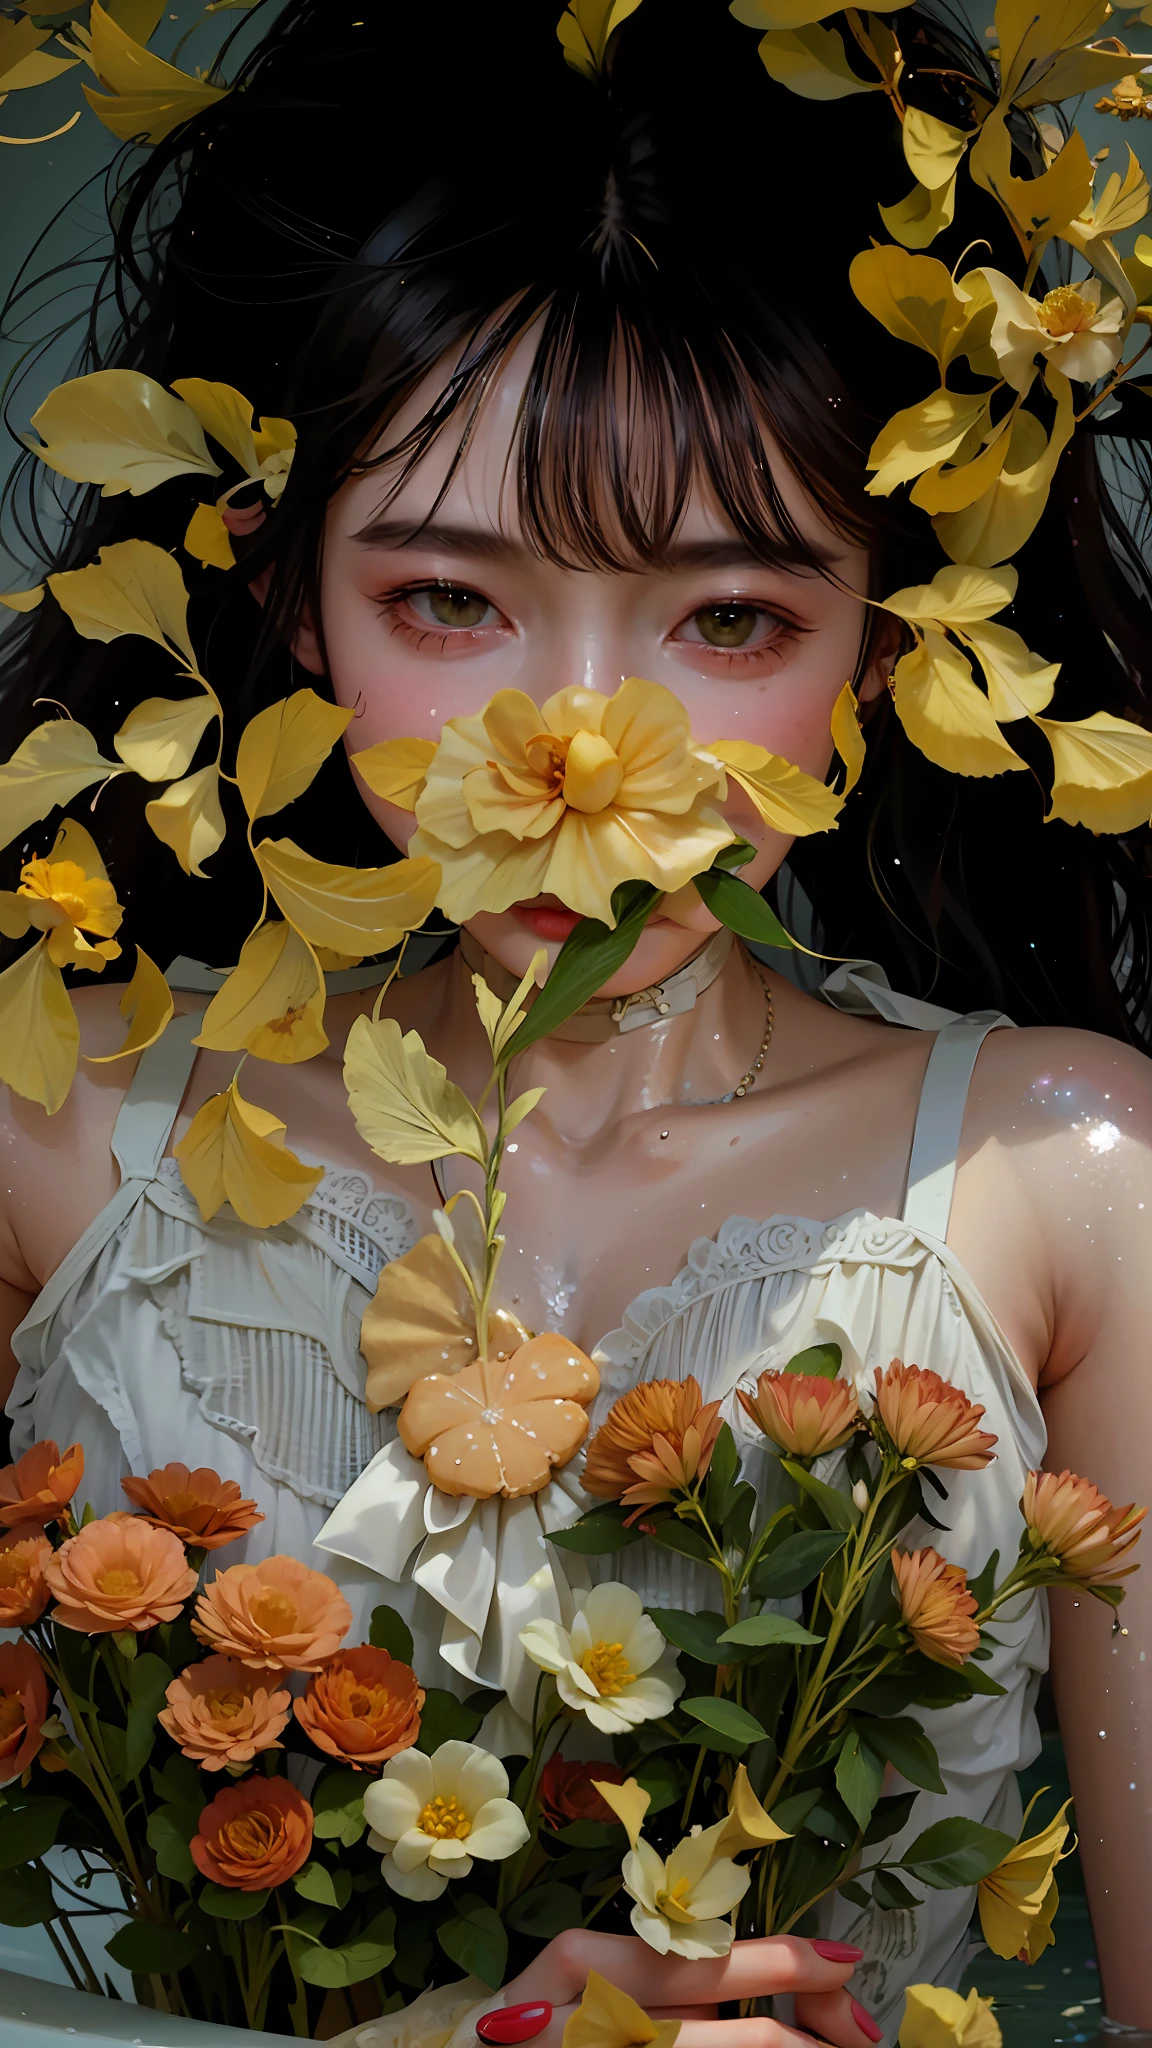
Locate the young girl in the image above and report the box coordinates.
[3,0,1152,2040]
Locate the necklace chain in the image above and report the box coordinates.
[728,969,775,1101]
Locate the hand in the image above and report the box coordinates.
[500,1929,883,2048]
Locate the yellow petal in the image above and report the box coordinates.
[170,377,259,474]
[971,113,1092,255]
[893,631,1027,778]
[754,20,882,98]
[253,415,296,468]
[1080,145,1150,240]
[1019,45,1140,107]
[82,0,229,143]
[716,1764,792,1856]
[731,0,899,25]
[49,537,198,671]
[360,1228,482,1410]
[882,564,1017,629]
[1033,710,1152,830]
[1021,1878,1060,1963]
[113,689,217,781]
[85,944,174,1064]
[235,688,353,821]
[0,938,78,1113]
[562,1969,678,2048]
[711,738,844,833]
[556,0,642,79]
[866,389,992,496]
[0,893,32,940]
[934,370,1075,568]
[28,369,218,498]
[408,822,554,926]
[0,719,123,852]
[848,246,973,374]
[351,736,437,810]
[174,1076,322,1226]
[831,681,866,793]
[183,501,235,570]
[592,1777,651,1850]
[343,1013,489,1168]
[144,763,226,877]
[899,1983,1001,2048]
[49,815,114,889]
[254,838,440,954]
[959,622,1059,721]
[995,0,1109,101]
[879,175,957,251]
[194,919,327,1064]
[0,584,44,611]
[909,416,1013,518]
[902,106,969,191]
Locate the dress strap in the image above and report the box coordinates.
[902,1019,1004,1238]
[110,1009,205,1184]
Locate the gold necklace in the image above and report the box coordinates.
[728,968,776,1100]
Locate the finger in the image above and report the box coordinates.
[671,2019,838,2048]
[795,1989,885,2048]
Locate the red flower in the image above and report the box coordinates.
[538,1757,628,1829]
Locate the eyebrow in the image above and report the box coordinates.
[351,517,811,575]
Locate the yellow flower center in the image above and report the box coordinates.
[0,1692,25,1741]
[0,1552,31,1590]
[221,1813,276,1862]
[667,1877,692,1903]
[523,727,625,814]
[18,858,99,928]
[417,1793,473,1840]
[581,1638,634,1696]
[1038,286,1096,337]
[205,1688,250,1722]
[98,1568,143,1598]
[249,1589,300,1637]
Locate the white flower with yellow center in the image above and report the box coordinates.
[518,1582,684,1735]
[594,1778,751,1961]
[362,1738,529,1901]
[981,268,1125,394]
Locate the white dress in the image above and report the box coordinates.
[6,964,1045,2038]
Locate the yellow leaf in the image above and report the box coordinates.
[144,763,226,877]
[1017,44,1142,106]
[49,538,198,671]
[170,377,260,473]
[882,563,1018,628]
[899,1983,1001,2048]
[961,621,1060,720]
[28,369,218,497]
[174,1076,322,1227]
[343,1012,489,1167]
[1078,144,1150,239]
[971,113,1092,254]
[556,0,642,79]
[903,106,969,190]
[754,20,881,97]
[0,15,48,88]
[879,174,957,251]
[184,501,235,570]
[0,937,78,1113]
[710,737,844,833]
[83,0,229,143]
[717,1764,792,1856]
[848,246,974,373]
[0,718,122,851]
[995,0,1109,100]
[195,919,328,1064]
[1034,710,1152,829]
[472,949,547,1062]
[893,630,1027,777]
[910,414,1014,517]
[0,584,44,611]
[562,1970,680,2048]
[1,47,78,89]
[85,944,173,1064]
[933,369,1075,567]
[351,736,437,810]
[503,1085,547,1134]
[591,1777,651,1849]
[0,893,32,940]
[866,388,991,496]
[831,680,866,792]
[113,689,217,781]
[254,838,440,955]
[235,689,353,821]
[731,0,899,26]
[104,0,166,41]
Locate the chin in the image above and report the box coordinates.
[465,901,722,998]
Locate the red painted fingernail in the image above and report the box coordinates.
[852,1999,884,2042]
[811,1940,865,1963]
[477,2004,553,2044]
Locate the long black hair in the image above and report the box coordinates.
[2,0,1151,1038]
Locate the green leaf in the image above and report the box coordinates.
[781,1459,858,1531]
[0,1799,67,1871]
[839,1879,873,1908]
[704,1422,740,1521]
[719,1612,823,1648]
[648,1519,712,1562]
[112,1629,138,1661]
[0,1864,56,1926]
[106,1920,201,1972]
[295,1860,353,1910]
[502,882,661,1059]
[862,1789,920,1847]
[681,1696,767,1747]
[635,1755,684,1817]
[550,1818,622,1847]
[713,836,757,871]
[651,1609,737,1664]
[872,1868,922,1911]
[437,1892,508,1988]
[311,1769,368,1846]
[751,1530,848,1601]
[504,1881,584,1938]
[900,1816,1015,1889]
[126,1651,173,1779]
[692,865,793,949]
[835,1729,885,1831]
[802,1791,858,1847]
[547,1513,645,1556]
[416,1689,483,1754]
[368,1605,415,1664]
[300,1910,397,1989]
[784,1343,843,1380]
[147,1806,197,1886]
[770,1787,822,1833]
[722,1481,757,1552]
[858,1716,945,1795]
[198,1881,270,1920]
[966,1550,1000,1609]
[151,1755,203,1810]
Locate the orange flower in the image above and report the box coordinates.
[892,1547,981,1668]
[193,1554,352,1671]
[44,1517,198,1633]
[121,1463,264,1551]
[0,1641,50,1784]
[294,1646,424,1768]
[871,1361,997,1471]
[583,1376,723,1508]
[0,1440,84,1530]
[398,1332,600,1498]
[158,1655,292,1771]
[191,1775,313,1890]
[0,1524,52,1627]
[1022,1469,1146,1586]
[737,1369,861,1459]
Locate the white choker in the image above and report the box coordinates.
[457,926,735,1042]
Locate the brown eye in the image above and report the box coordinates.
[693,603,761,648]
[426,585,490,628]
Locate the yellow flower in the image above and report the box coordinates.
[980,269,1125,393]
[594,1776,750,1960]
[0,820,122,972]
[899,1984,1001,2048]
[562,1970,680,2048]
[977,1794,1073,1962]
[408,679,733,926]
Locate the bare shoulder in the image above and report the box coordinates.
[964,1020,1152,1161]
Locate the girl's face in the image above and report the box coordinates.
[306,328,884,991]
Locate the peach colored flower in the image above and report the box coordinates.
[737,1370,862,1459]
[584,1377,723,1509]
[158,1655,292,1771]
[1022,1469,1146,1586]
[0,1440,84,1530]
[0,1524,52,1627]
[398,1332,600,1499]
[44,1517,198,1633]
[193,1554,352,1672]
[892,1547,980,1668]
[191,1775,313,1890]
[0,1641,50,1784]
[871,1361,997,1471]
[121,1463,264,1551]
[294,1646,424,1768]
